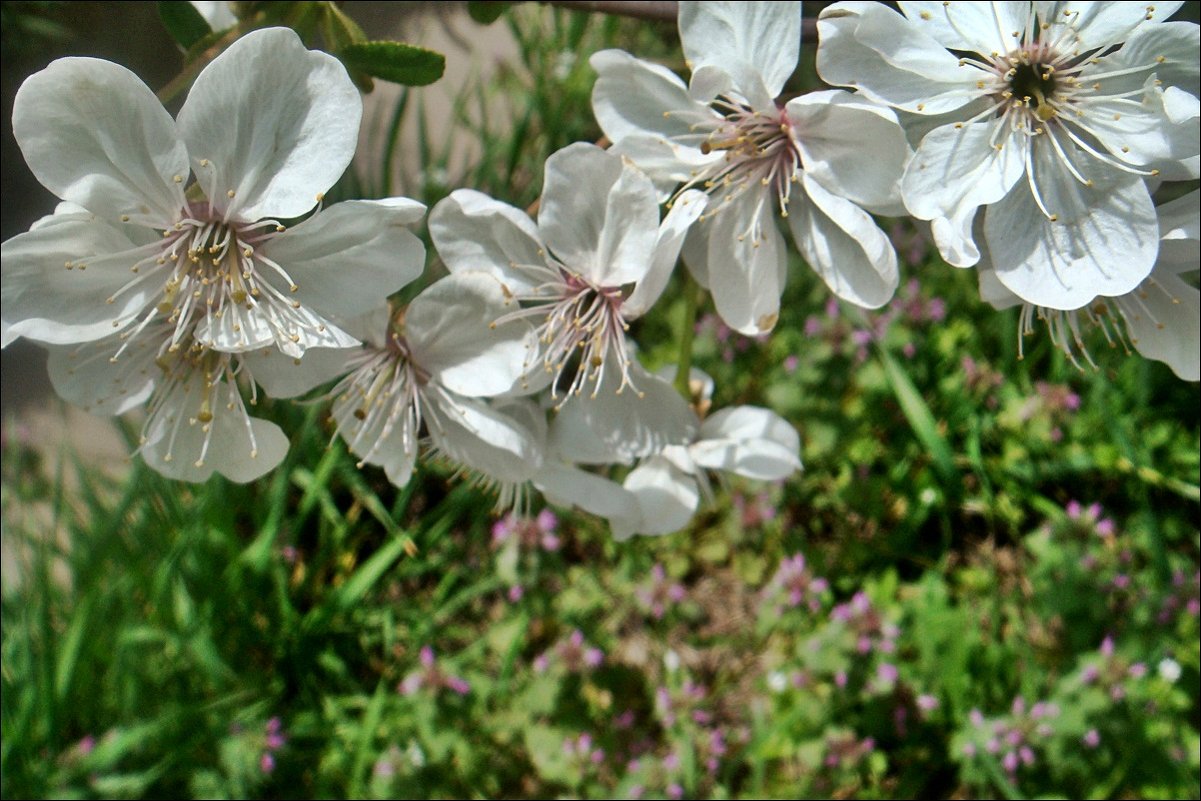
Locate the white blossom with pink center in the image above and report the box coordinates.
[818,1,1199,309]
[2,27,425,359]
[430,143,705,403]
[591,1,908,335]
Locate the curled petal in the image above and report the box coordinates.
[790,173,899,309]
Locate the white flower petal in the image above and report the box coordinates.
[2,215,156,346]
[141,376,289,483]
[429,189,546,293]
[610,134,714,198]
[790,173,899,309]
[332,375,419,488]
[1157,188,1199,244]
[535,463,637,520]
[817,2,979,115]
[590,49,712,144]
[678,1,800,101]
[903,121,1027,228]
[538,143,659,286]
[1081,77,1199,170]
[787,90,910,214]
[625,190,708,318]
[699,196,787,335]
[692,406,802,481]
[428,394,542,482]
[574,362,698,463]
[687,63,738,105]
[1113,21,1200,98]
[986,174,1158,309]
[547,399,626,465]
[405,273,532,398]
[190,0,237,30]
[1124,259,1200,381]
[47,335,156,416]
[264,198,426,321]
[618,455,700,538]
[929,202,984,268]
[245,345,355,399]
[12,57,187,225]
[1035,2,1185,51]
[195,296,358,357]
[177,28,362,221]
[898,2,1023,55]
[976,263,1023,310]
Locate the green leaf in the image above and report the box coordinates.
[877,346,959,492]
[54,596,92,704]
[158,1,213,50]
[326,533,411,614]
[322,1,367,50]
[467,1,510,24]
[338,41,446,87]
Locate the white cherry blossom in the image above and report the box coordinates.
[429,143,704,409]
[274,274,538,492]
[1,27,424,358]
[818,1,1200,309]
[980,189,1199,381]
[591,0,908,335]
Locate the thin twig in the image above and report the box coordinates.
[539,1,819,40]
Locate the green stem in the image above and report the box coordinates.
[156,18,262,105]
[673,274,702,398]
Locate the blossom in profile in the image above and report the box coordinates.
[592,1,908,334]
[609,403,803,539]
[2,27,424,357]
[818,1,1200,309]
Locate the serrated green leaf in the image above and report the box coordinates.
[338,41,445,87]
[158,1,213,50]
[467,1,510,24]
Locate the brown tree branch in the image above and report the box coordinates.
[538,1,819,41]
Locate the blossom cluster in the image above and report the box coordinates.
[2,1,1198,538]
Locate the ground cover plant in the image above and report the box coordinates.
[1,2,1198,798]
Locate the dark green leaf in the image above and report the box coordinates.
[158,1,213,50]
[467,1,510,24]
[338,41,445,87]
